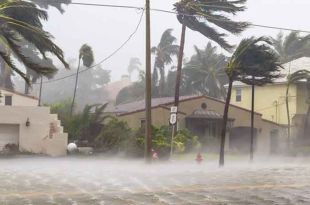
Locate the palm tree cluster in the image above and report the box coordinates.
[219,37,282,166]
[152,29,179,97]
[173,0,248,107]
[0,0,68,87]
[183,43,228,99]
[272,32,310,64]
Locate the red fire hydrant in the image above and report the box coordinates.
[195,153,203,164]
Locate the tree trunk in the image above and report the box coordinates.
[159,67,165,97]
[219,78,233,167]
[286,84,291,151]
[71,59,81,115]
[250,78,255,162]
[24,72,30,94]
[303,79,310,139]
[174,24,186,107]
[304,105,310,139]
[170,24,186,155]
[38,76,43,106]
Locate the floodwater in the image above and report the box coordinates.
[0,157,310,205]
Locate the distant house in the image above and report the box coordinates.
[109,95,286,155]
[230,57,310,140]
[0,88,68,156]
[103,75,132,102]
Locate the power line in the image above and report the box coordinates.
[63,1,310,33]
[34,7,145,84]
[33,1,310,84]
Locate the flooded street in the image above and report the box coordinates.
[0,157,310,205]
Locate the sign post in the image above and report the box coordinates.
[170,106,178,158]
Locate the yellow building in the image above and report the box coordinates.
[230,57,309,126]
[109,95,286,155]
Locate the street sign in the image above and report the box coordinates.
[170,106,178,113]
[170,113,177,125]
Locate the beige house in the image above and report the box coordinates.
[111,96,286,155]
[0,88,68,156]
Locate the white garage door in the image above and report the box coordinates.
[0,124,19,151]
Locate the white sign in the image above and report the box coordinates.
[170,113,177,125]
[170,106,178,113]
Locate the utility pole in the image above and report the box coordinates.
[145,0,152,162]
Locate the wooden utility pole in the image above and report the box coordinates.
[145,0,152,162]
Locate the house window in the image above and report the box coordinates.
[236,88,242,102]
[5,95,12,106]
[140,119,146,129]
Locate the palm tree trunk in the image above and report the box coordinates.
[151,62,158,97]
[159,67,165,97]
[38,76,43,106]
[304,105,310,139]
[71,59,81,115]
[219,78,233,167]
[250,78,255,162]
[174,24,186,107]
[303,79,310,139]
[24,72,30,94]
[286,84,291,151]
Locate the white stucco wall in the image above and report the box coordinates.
[0,89,38,106]
[0,106,67,156]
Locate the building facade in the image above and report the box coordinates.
[230,57,310,142]
[0,88,68,156]
[110,96,286,155]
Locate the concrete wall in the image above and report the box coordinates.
[0,106,67,156]
[231,84,298,125]
[0,89,38,106]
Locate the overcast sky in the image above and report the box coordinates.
[43,0,310,82]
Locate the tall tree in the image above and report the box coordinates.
[151,29,179,97]
[219,37,282,166]
[286,70,310,147]
[183,43,228,99]
[0,0,69,89]
[173,0,248,107]
[272,32,310,64]
[71,44,94,115]
[31,0,71,13]
[127,57,141,80]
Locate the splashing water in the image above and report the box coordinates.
[0,157,310,204]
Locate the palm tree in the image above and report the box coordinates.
[286,70,310,148]
[151,29,179,97]
[173,0,248,106]
[0,0,69,86]
[31,0,71,13]
[127,57,141,80]
[183,43,227,99]
[272,32,310,64]
[71,44,94,115]
[219,37,282,166]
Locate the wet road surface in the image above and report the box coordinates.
[0,157,309,205]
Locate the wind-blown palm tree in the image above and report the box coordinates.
[286,70,310,148]
[127,57,141,80]
[183,43,227,99]
[0,0,69,85]
[219,37,282,166]
[173,0,248,106]
[272,32,310,64]
[71,44,94,115]
[31,0,71,13]
[151,29,179,97]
